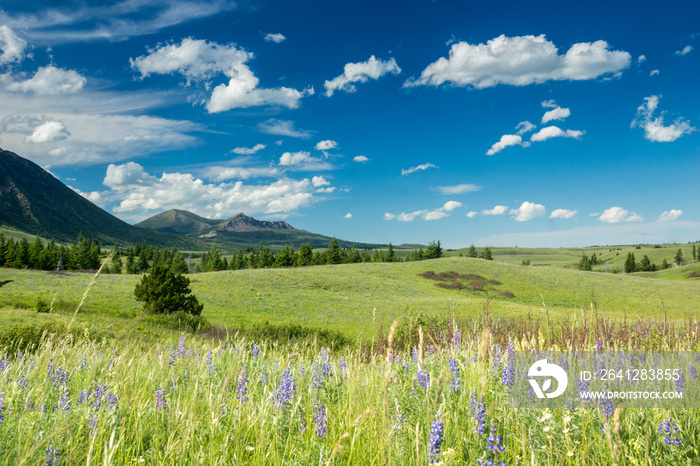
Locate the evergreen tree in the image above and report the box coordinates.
[326,238,343,265]
[110,257,123,274]
[674,248,684,266]
[425,240,443,259]
[136,251,150,273]
[297,243,313,267]
[480,246,493,261]
[14,238,30,268]
[578,253,592,271]
[258,246,275,268]
[372,249,385,262]
[171,251,190,274]
[692,244,697,261]
[28,236,44,269]
[466,244,478,258]
[275,245,296,267]
[624,252,636,273]
[639,254,652,272]
[134,265,203,316]
[661,258,670,270]
[0,233,6,266]
[590,253,598,266]
[203,246,223,272]
[386,243,396,262]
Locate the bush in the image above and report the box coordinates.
[134,265,203,316]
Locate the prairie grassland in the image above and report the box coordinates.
[1,257,698,339]
[0,327,699,465]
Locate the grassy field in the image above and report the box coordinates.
[2,257,698,340]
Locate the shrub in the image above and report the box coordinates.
[36,297,50,313]
[134,265,203,316]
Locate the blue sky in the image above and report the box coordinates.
[0,0,698,248]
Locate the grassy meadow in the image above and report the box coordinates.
[1,250,699,465]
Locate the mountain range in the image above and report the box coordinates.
[0,148,393,250]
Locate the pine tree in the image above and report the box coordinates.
[661,258,670,270]
[425,240,443,259]
[692,244,697,261]
[624,252,636,273]
[674,248,684,266]
[639,254,652,272]
[327,238,343,264]
[110,257,123,274]
[578,253,591,271]
[0,233,6,267]
[386,243,396,262]
[466,244,478,258]
[171,251,190,274]
[275,245,296,267]
[134,265,203,316]
[297,243,313,267]
[480,246,493,261]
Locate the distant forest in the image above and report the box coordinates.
[0,233,446,273]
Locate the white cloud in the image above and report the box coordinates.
[541,99,557,108]
[130,38,310,112]
[482,205,508,216]
[549,208,578,219]
[264,33,286,44]
[510,201,546,221]
[7,65,86,95]
[435,183,482,195]
[100,162,321,221]
[353,155,369,163]
[258,119,311,138]
[25,120,70,143]
[70,185,105,207]
[384,212,396,220]
[405,35,630,88]
[231,143,266,155]
[466,211,478,218]
[311,175,330,187]
[424,210,448,220]
[598,206,630,224]
[516,121,536,135]
[637,55,646,64]
[324,55,401,97]
[631,95,695,142]
[530,126,585,142]
[206,166,280,181]
[278,151,332,171]
[626,212,644,223]
[486,134,525,155]
[541,106,571,124]
[401,163,437,175]
[315,187,336,193]
[674,45,693,56]
[315,140,338,151]
[386,200,461,222]
[650,69,659,76]
[0,25,27,66]
[658,209,683,222]
[344,212,352,219]
[0,1,237,44]
[441,200,462,212]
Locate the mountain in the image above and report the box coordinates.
[135,209,221,235]
[0,148,199,248]
[137,210,391,249]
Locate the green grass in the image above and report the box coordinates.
[2,257,697,340]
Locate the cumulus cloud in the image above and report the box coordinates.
[674,45,693,56]
[486,134,525,155]
[650,69,659,76]
[516,121,536,135]
[386,200,462,222]
[278,151,332,170]
[130,38,310,112]
[530,126,585,142]
[510,201,546,221]
[231,143,265,155]
[324,55,401,97]
[541,106,571,124]
[466,211,478,218]
[631,95,695,142]
[482,205,508,216]
[435,183,482,195]
[315,140,338,151]
[637,55,646,64]
[311,175,330,187]
[344,212,352,219]
[405,34,630,88]
[658,209,683,222]
[353,155,369,163]
[401,163,437,175]
[597,206,643,224]
[258,119,311,138]
[206,166,280,181]
[0,25,27,66]
[549,208,578,219]
[25,120,70,143]
[100,161,321,220]
[7,66,86,95]
[264,33,286,43]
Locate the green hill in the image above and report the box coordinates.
[135,209,221,235]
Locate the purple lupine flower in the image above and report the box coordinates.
[298,409,307,433]
[428,416,444,463]
[501,344,515,386]
[155,388,167,410]
[339,358,347,377]
[89,416,98,434]
[236,369,248,405]
[252,344,259,357]
[394,410,407,430]
[596,338,603,352]
[658,417,683,446]
[45,442,59,465]
[78,391,85,404]
[600,397,614,420]
[491,344,502,371]
[690,366,697,379]
[416,369,430,390]
[169,351,177,366]
[469,393,487,435]
[205,351,217,375]
[314,402,327,439]
[486,426,506,453]
[0,392,5,424]
[177,335,186,358]
[411,347,418,364]
[107,392,119,410]
[319,348,330,361]
[676,370,686,392]
[275,367,296,409]
[57,396,70,411]
[427,345,435,354]
[0,359,9,372]
[448,358,460,392]
[17,373,28,391]
[453,329,461,350]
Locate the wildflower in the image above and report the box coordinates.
[453,329,461,350]
[252,344,259,357]
[596,337,603,352]
[600,397,614,421]
[416,369,430,390]
[427,345,435,354]
[339,358,347,377]
[448,358,460,392]
[57,396,70,411]
[486,426,506,453]
[155,388,167,410]
[394,410,407,430]
[491,344,502,371]
[0,392,5,424]
[45,442,59,466]
[236,369,248,405]
[205,351,217,375]
[107,392,119,410]
[501,344,515,386]
[689,366,697,379]
[298,408,307,433]
[658,417,682,446]
[314,402,327,439]
[676,370,685,392]
[411,347,418,364]
[469,393,487,435]
[89,416,98,434]
[428,416,444,463]
[177,336,186,358]
[275,367,296,409]
[0,359,9,372]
